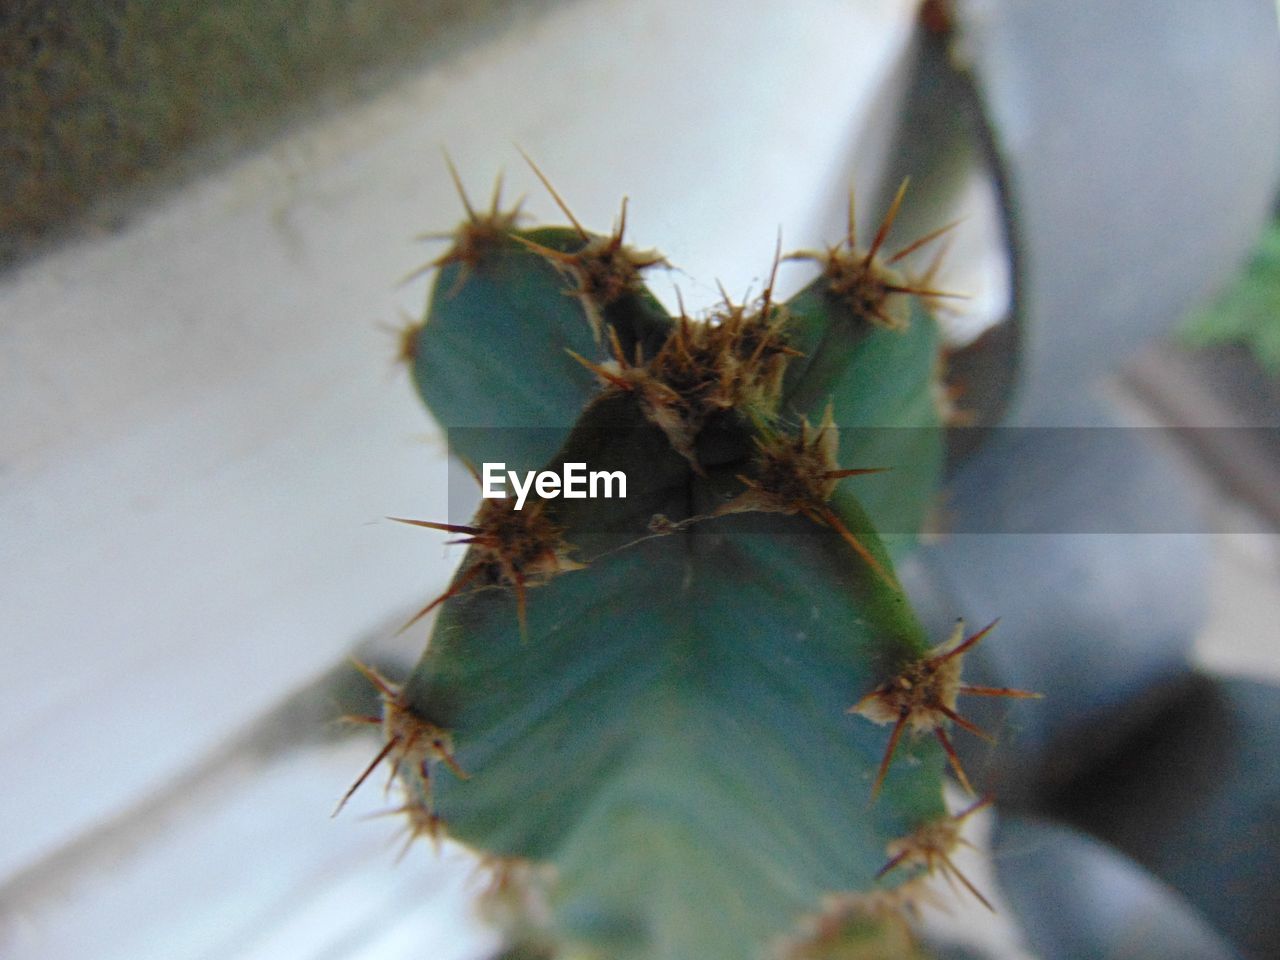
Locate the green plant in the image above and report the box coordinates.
[1180,218,1280,375]
[341,158,1038,960]
[327,5,1280,955]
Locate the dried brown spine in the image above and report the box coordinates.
[850,620,1042,799]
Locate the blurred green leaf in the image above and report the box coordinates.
[1181,221,1280,375]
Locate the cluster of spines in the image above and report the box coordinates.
[344,158,1040,955]
[334,661,469,856]
[569,277,799,470]
[775,886,933,960]
[715,405,896,586]
[389,491,585,640]
[511,151,667,341]
[788,178,964,330]
[775,798,995,959]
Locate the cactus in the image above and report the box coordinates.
[348,158,1039,960]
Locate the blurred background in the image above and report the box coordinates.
[2,1,1278,958]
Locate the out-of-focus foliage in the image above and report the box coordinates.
[1181,221,1280,375]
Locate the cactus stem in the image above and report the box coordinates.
[877,796,994,912]
[396,169,1024,953]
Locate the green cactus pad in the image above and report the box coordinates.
[412,225,672,474]
[781,283,946,555]
[382,186,995,958]
[399,392,947,960]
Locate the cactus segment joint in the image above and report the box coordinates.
[877,796,995,913]
[569,287,798,471]
[717,406,896,588]
[850,619,1042,799]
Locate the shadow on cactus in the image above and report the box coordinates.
[346,157,1040,960]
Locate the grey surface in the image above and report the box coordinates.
[995,815,1241,960]
[960,0,1280,424]
[1045,676,1280,960]
[909,398,1209,804]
